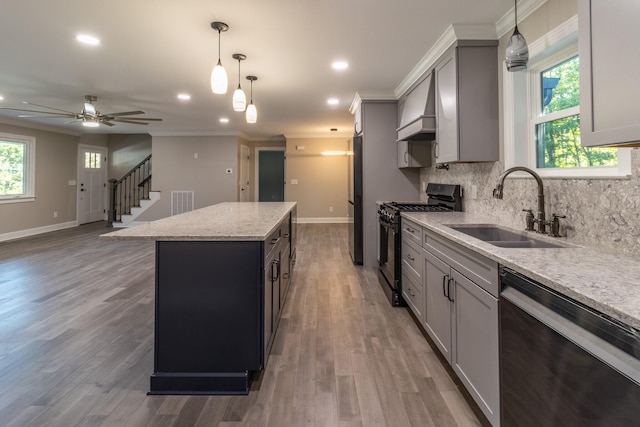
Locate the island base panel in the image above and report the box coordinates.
[149,371,250,395]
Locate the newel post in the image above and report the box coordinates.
[107,179,118,227]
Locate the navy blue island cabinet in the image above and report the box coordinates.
[145,205,296,395]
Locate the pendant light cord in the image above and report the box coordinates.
[514,0,519,29]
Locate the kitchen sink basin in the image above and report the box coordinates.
[446,225,564,248]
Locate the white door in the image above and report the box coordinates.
[78,145,108,224]
[240,144,251,202]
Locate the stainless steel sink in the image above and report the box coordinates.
[447,225,564,248]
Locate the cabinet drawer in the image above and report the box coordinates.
[402,218,423,247]
[402,239,423,281]
[402,271,423,320]
[265,226,282,260]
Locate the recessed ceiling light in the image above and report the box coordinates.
[332,61,349,70]
[327,98,339,105]
[0,95,4,101]
[219,117,229,123]
[177,93,191,101]
[76,34,100,46]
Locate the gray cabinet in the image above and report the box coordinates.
[397,140,431,168]
[423,229,500,426]
[434,41,499,164]
[579,0,640,147]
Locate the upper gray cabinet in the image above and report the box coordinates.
[579,0,640,147]
[397,140,431,168]
[434,41,499,164]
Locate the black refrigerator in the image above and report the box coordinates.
[348,134,363,265]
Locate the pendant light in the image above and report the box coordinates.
[505,0,529,72]
[245,76,258,123]
[210,22,229,94]
[232,54,247,111]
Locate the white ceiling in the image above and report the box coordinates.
[0,0,515,139]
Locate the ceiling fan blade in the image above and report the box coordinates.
[18,114,77,118]
[100,120,115,127]
[104,110,146,117]
[110,118,150,125]
[0,107,76,117]
[22,101,76,115]
[112,117,162,122]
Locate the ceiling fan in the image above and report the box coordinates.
[0,95,163,127]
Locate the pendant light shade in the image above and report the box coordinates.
[245,75,258,123]
[210,22,229,94]
[505,0,528,72]
[232,54,247,111]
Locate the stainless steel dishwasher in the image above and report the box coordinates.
[499,267,640,426]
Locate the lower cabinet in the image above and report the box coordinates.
[402,221,500,426]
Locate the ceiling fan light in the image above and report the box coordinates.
[233,86,247,111]
[82,118,99,128]
[84,102,96,115]
[211,60,228,94]
[246,103,257,123]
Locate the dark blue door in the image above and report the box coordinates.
[258,150,285,201]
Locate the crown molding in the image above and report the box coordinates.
[496,0,549,38]
[0,117,82,136]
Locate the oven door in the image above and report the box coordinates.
[378,217,402,306]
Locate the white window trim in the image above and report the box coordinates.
[0,132,36,204]
[503,15,631,179]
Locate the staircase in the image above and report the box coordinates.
[108,154,160,227]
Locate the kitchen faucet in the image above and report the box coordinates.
[492,166,548,234]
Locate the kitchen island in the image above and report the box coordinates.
[101,202,297,395]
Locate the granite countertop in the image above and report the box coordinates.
[100,202,297,241]
[402,211,640,332]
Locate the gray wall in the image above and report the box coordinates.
[108,133,152,180]
[138,135,238,221]
[0,122,79,236]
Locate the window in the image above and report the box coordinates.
[504,16,630,178]
[0,132,36,202]
[84,151,102,169]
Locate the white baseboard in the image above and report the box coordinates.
[0,220,78,242]
[296,217,349,224]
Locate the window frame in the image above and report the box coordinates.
[503,16,631,179]
[0,132,36,203]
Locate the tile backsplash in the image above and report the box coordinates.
[420,148,640,256]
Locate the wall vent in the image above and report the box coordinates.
[171,191,194,216]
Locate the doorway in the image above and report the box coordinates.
[240,144,251,202]
[255,148,285,202]
[77,145,108,224]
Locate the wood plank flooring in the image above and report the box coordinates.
[0,222,488,426]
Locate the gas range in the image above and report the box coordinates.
[377,183,462,307]
[378,183,463,227]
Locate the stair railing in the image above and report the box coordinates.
[107,154,152,227]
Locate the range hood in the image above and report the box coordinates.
[397,71,436,141]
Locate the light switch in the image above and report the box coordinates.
[291,179,298,185]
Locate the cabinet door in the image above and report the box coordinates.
[263,261,274,364]
[579,0,640,147]
[435,51,458,164]
[397,140,410,168]
[424,251,453,363]
[451,269,499,426]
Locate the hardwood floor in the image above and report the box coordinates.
[0,222,487,426]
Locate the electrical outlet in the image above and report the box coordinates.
[194,153,199,159]
[329,206,333,212]
[53,211,58,218]
[471,185,478,200]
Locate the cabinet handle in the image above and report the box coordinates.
[282,233,290,238]
[406,227,415,234]
[434,141,439,159]
[272,259,280,281]
[270,237,281,245]
[407,254,415,261]
[447,277,454,303]
[404,151,409,164]
[442,274,449,299]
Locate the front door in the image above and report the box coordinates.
[77,145,107,224]
[257,149,285,202]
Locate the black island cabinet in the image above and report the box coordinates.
[100,202,297,396]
